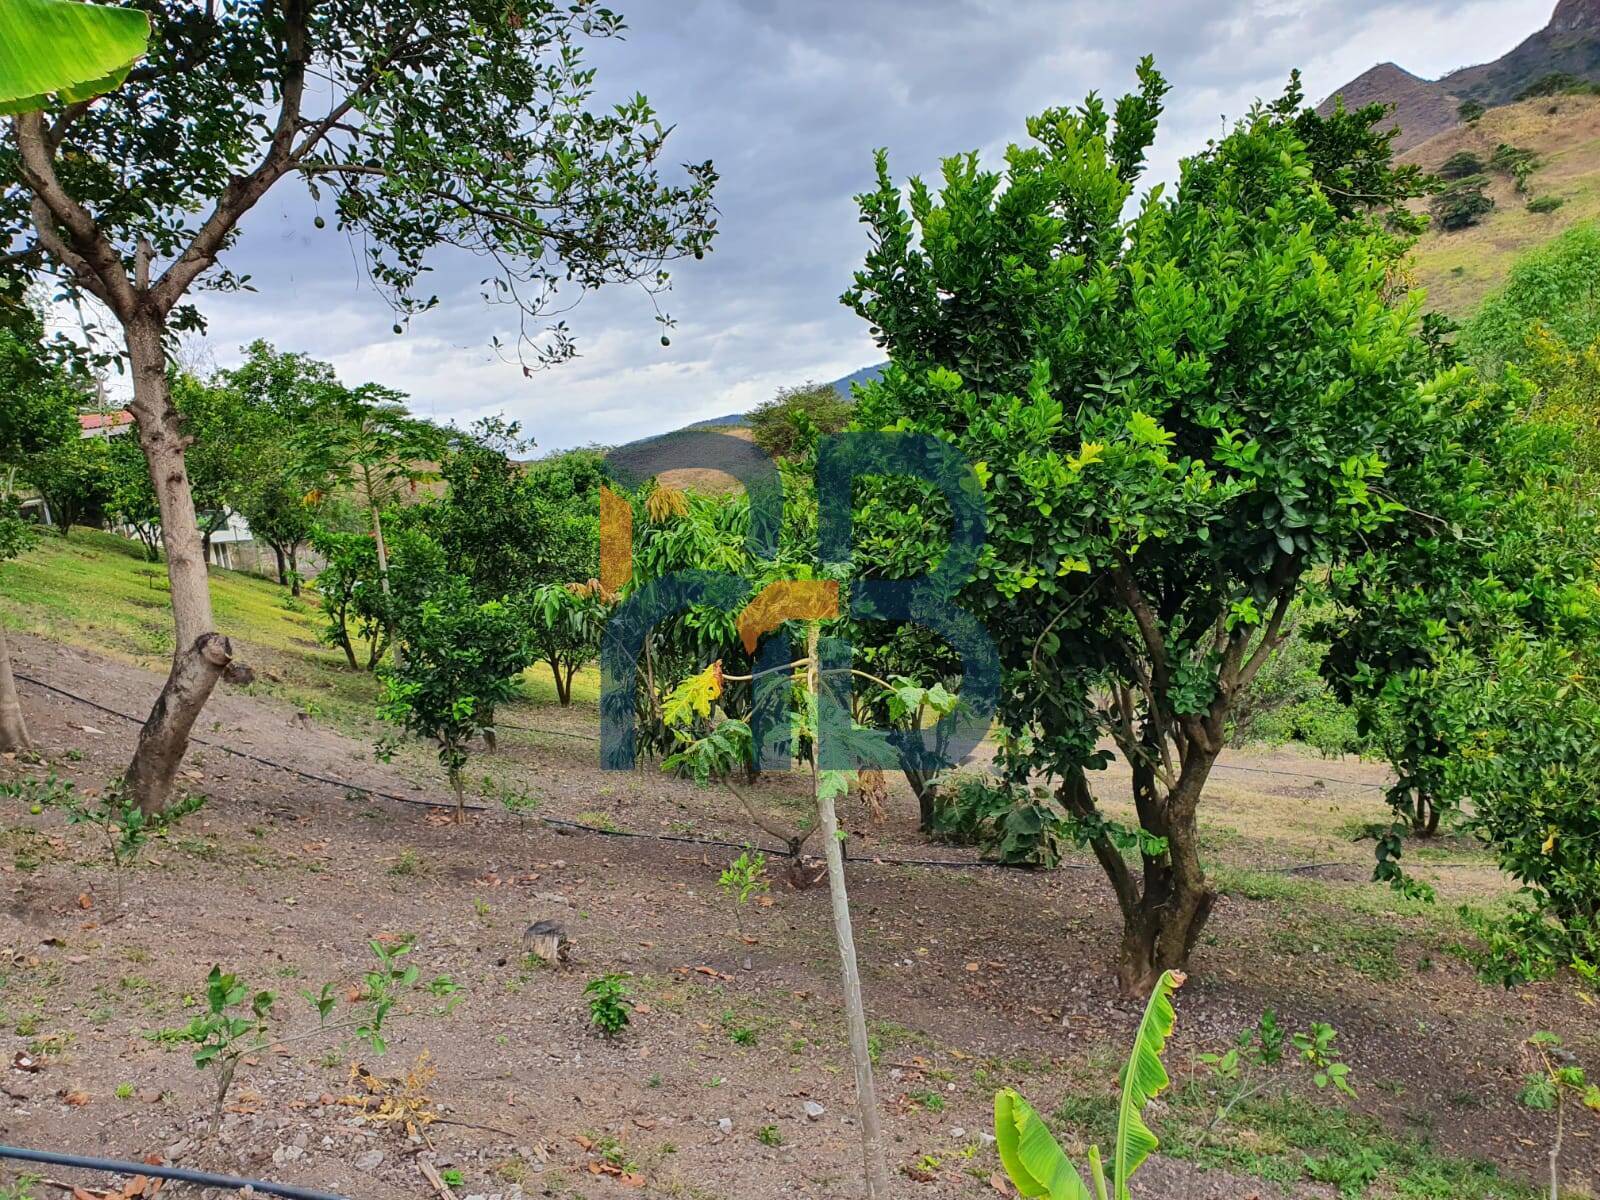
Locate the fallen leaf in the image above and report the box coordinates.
[988,1172,1012,1195]
[77,893,93,910]
[63,1088,91,1105]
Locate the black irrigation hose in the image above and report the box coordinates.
[14,671,1423,876]
[13,671,489,813]
[0,1143,348,1200]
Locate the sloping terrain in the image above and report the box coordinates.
[1401,93,1600,314]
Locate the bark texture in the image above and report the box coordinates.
[0,625,32,752]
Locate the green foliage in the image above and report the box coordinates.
[845,59,1448,986]
[1526,193,1564,213]
[29,772,204,889]
[104,433,161,561]
[160,939,456,1134]
[0,0,149,114]
[1430,177,1495,231]
[377,571,532,813]
[21,428,111,536]
[1489,143,1539,193]
[1438,151,1485,180]
[585,973,633,1036]
[747,382,854,460]
[527,581,610,706]
[930,772,1070,868]
[718,850,769,911]
[993,970,1184,1199]
[1292,1023,1355,1098]
[1461,221,1600,371]
[1458,100,1487,123]
[309,527,388,670]
[1514,71,1600,100]
[3,2,717,360]
[1225,614,1362,756]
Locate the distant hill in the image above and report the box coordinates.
[1402,92,1600,314]
[827,362,885,397]
[1319,0,1600,150]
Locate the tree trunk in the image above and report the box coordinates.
[201,529,213,567]
[1411,791,1440,838]
[124,631,236,813]
[1115,759,1217,998]
[0,623,32,752]
[272,542,287,586]
[288,543,301,597]
[121,315,239,815]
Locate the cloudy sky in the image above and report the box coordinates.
[185,0,1551,453]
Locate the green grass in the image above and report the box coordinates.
[1160,1086,1541,1199]
[0,526,599,738]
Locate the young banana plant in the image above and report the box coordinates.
[995,969,1185,1200]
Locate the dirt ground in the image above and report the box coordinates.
[1,633,1596,1199]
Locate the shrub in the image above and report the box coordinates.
[1457,100,1486,123]
[1527,193,1564,213]
[1437,150,1484,180]
[585,973,633,1036]
[747,382,853,459]
[1430,178,1494,230]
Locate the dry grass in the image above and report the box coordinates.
[1403,93,1600,315]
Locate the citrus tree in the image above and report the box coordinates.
[378,574,532,822]
[844,62,1466,996]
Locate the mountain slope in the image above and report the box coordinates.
[1402,93,1600,315]
[1319,0,1600,150]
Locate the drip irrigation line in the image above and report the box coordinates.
[12,671,1417,877]
[12,671,489,812]
[0,1143,348,1200]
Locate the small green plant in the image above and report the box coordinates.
[756,1124,782,1147]
[388,847,425,877]
[1527,194,1565,214]
[910,1088,946,1113]
[25,774,205,905]
[161,938,456,1137]
[114,1081,134,1099]
[1293,1022,1355,1097]
[0,1173,42,1200]
[718,850,769,935]
[994,971,1184,1199]
[585,973,633,1036]
[1195,1009,1354,1140]
[440,1169,465,1189]
[1517,1031,1600,1198]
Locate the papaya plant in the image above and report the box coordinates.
[994,970,1184,1200]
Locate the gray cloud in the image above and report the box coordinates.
[189,0,1550,451]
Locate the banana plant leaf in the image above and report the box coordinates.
[993,1088,1093,1200]
[0,0,150,115]
[1113,968,1185,1198]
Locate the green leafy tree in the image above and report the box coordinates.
[527,581,610,706]
[302,384,445,634]
[21,428,111,536]
[748,382,854,460]
[3,0,717,815]
[105,429,161,560]
[309,526,387,670]
[1430,177,1495,231]
[844,62,1468,996]
[378,574,531,821]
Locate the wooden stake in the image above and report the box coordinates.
[808,624,889,1198]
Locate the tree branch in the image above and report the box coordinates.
[11,113,134,316]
